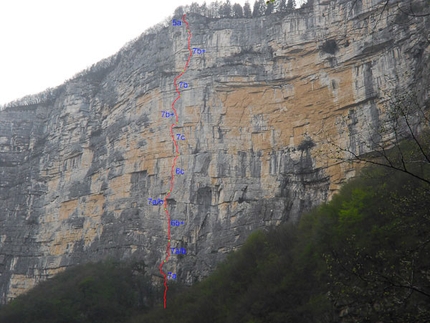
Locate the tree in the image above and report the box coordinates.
[278,0,287,12]
[0,261,160,323]
[199,2,208,16]
[189,2,200,14]
[265,0,275,14]
[244,1,252,17]
[173,5,184,18]
[252,0,259,17]
[232,3,244,18]
[322,165,430,321]
[252,0,266,17]
[208,1,222,18]
[219,0,232,17]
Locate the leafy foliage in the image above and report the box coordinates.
[321,39,339,55]
[253,0,267,17]
[0,260,159,323]
[287,0,296,9]
[244,1,253,17]
[322,165,430,322]
[233,3,244,18]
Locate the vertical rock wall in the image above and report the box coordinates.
[0,0,428,302]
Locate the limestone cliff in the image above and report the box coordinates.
[0,0,428,302]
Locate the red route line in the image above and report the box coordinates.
[158,14,193,309]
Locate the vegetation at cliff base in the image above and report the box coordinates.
[0,261,159,323]
[134,152,430,322]
[0,140,429,322]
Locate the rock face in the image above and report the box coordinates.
[0,0,428,302]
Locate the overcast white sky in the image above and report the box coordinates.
[0,0,301,105]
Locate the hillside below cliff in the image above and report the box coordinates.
[0,0,428,302]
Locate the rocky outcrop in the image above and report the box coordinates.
[0,0,428,302]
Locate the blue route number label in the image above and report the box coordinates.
[172,19,182,26]
[148,198,163,206]
[179,81,188,88]
[171,247,187,255]
[167,272,177,280]
[162,111,174,118]
[192,48,206,54]
[171,220,185,226]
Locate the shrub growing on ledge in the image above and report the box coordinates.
[321,39,338,55]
